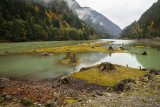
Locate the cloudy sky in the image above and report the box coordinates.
[76,0,158,29]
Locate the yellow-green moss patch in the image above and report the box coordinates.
[135,46,151,48]
[22,41,127,54]
[69,65,145,86]
[59,59,79,66]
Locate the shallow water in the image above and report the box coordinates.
[0,39,160,80]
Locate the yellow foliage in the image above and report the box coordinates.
[45,9,54,23]
[35,5,39,12]
[41,30,45,35]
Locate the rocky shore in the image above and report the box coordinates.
[0,63,160,107]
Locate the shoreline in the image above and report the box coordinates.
[0,64,160,106]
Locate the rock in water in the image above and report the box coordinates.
[41,52,49,56]
[142,51,147,55]
[113,78,136,92]
[98,62,116,72]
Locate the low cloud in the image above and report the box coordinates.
[76,0,158,29]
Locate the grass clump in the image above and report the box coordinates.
[70,65,145,86]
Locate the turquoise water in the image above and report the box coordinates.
[0,40,97,55]
[0,39,160,80]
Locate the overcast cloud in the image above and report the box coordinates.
[76,0,158,29]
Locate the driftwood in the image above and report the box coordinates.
[108,46,113,51]
[98,62,116,72]
[142,51,147,55]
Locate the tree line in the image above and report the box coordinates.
[0,0,98,42]
[120,0,160,39]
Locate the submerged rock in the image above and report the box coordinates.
[113,78,136,92]
[98,62,116,72]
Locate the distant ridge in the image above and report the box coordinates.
[64,0,122,38]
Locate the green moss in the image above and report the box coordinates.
[156,98,160,102]
[70,65,145,86]
[64,100,75,103]
[135,46,151,48]
[0,97,4,103]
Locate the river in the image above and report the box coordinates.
[0,39,159,81]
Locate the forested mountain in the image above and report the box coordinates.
[64,0,122,38]
[121,0,160,39]
[0,0,99,42]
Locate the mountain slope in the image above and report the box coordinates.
[121,0,160,39]
[64,0,122,38]
[0,0,98,42]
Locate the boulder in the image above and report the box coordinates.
[79,67,90,72]
[155,69,160,75]
[113,78,136,92]
[138,76,148,82]
[98,62,116,72]
[145,69,160,76]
